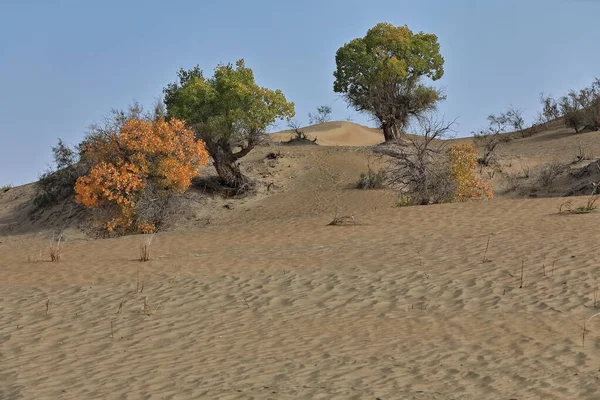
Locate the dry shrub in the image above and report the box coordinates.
[357,154,387,190]
[536,160,568,188]
[74,118,209,235]
[357,170,386,189]
[383,115,459,205]
[383,117,493,205]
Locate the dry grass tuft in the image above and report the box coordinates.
[559,183,599,215]
[328,214,360,226]
[49,233,63,262]
[139,233,156,262]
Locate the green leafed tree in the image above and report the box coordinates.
[333,22,445,142]
[163,59,295,189]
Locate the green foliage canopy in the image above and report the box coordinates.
[333,23,445,141]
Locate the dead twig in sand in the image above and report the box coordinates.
[141,297,151,316]
[582,312,600,347]
[519,261,530,288]
[45,298,51,315]
[328,213,359,226]
[243,297,250,309]
[482,235,492,263]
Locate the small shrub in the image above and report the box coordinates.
[536,160,568,188]
[395,195,418,207]
[308,105,333,125]
[357,169,386,189]
[1,184,12,193]
[34,139,84,208]
[448,143,494,201]
[75,117,209,235]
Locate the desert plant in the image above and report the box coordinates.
[473,113,510,166]
[537,93,561,130]
[33,139,84,208]
[49,233,64,262]
[549,79,600,133]
[164,59,295,189]
[285,120,318,144]
[357,170,386,189]
[308,105,333,125]
[536,160,568,188]
[1,183,12,193]
[448,143,494,201]
[559,183,599,214]
[504,106,528,138]
[334,22,445,141]
[357,154,386,189]
[139,232,155,262]
[74,117,209,235]
[382,114,457,204]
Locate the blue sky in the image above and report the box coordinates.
[1,0,599,185]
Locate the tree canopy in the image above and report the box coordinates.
[164,60,295,188]
[333,22,445,141]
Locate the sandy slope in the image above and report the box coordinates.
[3,124,600,399]
[3,198,600,399]
[270,121,385,146]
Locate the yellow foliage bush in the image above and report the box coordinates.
[448,143,493,201]
[74,118,209,234]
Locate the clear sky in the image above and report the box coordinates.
[1,0,599,186]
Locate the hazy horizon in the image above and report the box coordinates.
[1,0,599,185]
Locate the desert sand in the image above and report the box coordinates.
[2,122,600,399]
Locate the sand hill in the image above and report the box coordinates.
[270,121,385,146]
[2,122,600,399]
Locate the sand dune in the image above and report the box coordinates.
[3,123,600,398]
[270,121,385,146]
[3,199,600,399]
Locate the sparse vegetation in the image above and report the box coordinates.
[536,160,568,188]
[357,154,386,189]
[285,120,318,145]
[540,78,600,133]
[1,183,12,193]
[308,105,332,125]
[473,113,510,166]
[559,183,599,214]
[334,22,445,142]
[381,114,457,204]
[139,232,155,262]
[357,169,386,190]
[33,139,84,208]
[49,233,64,262]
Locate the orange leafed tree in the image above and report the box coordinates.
[448,143,493,201]
[75,117,209,234]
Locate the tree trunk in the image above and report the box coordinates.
[382,121,401,142]
[207,140,252,190]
